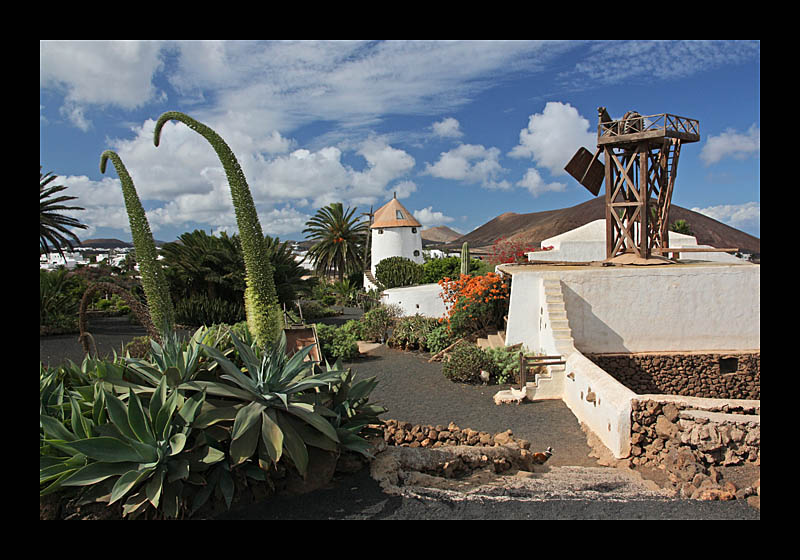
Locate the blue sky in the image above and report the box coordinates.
[40,40,760,244]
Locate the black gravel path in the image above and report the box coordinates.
[344,344,597,469]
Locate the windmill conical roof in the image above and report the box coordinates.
[370,196,421,228]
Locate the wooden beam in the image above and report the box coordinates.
[651,247,738,254]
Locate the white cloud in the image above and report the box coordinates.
[392,180,417,199]
[690,202,760,234]
[700,124,760,165]
[424,144,510,190]
[43,40,570,133]
[567,40,759,86]
[57,175,133,236]
[413,206,456,227]
[92,117,417,236]
[517,168,567,197]
[432,117,464,138]
[350,138,416,199]
[40,40,167,128]
[509,101,595,176]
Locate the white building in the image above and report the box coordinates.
[364,194,424,291]
[527,219,747,264]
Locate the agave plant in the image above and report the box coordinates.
[154,111,281,348]
[124,326,211,390]
[40,376,223,518]
[316,360,386,458]
[197,330,345,476]
[100,151,175,338]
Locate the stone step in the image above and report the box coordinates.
[551,328,572,339]
[487,332,505,348]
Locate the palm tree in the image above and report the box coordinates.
[303,202,368,282]
[160,230,246,303]
[40,166,88,261]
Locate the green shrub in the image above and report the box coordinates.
[298,300,337,322]
[388,314,439,351]
[484,347,521,385]
[315,322,360,362]
[422,256,480,284]
[40,269,83,334]
[174,294,245,326]
[339,318,364,341]
[359,304,401,342]
[442,342,496,384]
[425,323,455,354]
[375,256,424,289]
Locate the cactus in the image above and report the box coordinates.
[460,241,470,276]
[153,111,281,347]
[100,151,175,338]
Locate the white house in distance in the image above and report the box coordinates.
[364,194,424,291]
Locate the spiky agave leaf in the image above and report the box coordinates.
[100,151,175,339]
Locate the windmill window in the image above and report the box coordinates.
[396,210,404,220]
[411,227,417,233]
[413,250,420,257]
[378,229,384,234]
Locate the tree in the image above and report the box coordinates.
[160,230,246,303]
[40,166,88,261]
[154,111,282,347]
[303,202,368,282]
[670,219,693,236]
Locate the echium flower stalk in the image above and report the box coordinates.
[153,111,281,347]
[100,150,175,338]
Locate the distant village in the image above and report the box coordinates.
[39,238,470,273]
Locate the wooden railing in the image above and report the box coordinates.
[598,113,699,141]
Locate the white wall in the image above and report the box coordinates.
[504,273,542,351]
[371,227,423,277]
[380,283,447,318]
[557,265,760,353]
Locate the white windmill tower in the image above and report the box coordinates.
[363,193,423,291]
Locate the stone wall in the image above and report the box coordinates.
[587,352,759,400]
[380,419,530,450]
[630,398,760,500]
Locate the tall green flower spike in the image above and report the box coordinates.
[153,111,281,347]
[100,151,175,338]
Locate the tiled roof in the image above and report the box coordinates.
[370,195,421,229]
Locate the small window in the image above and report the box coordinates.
[719,357,738,374]
[413,250,420,257]
[396,210,404,220]
[411,227,417,233]
[378,228,384,234]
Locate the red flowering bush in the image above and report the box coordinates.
[489,236,553,265]
[438,273,510,337]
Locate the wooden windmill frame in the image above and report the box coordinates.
[566,107,700,260]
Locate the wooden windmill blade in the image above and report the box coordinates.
[565,146,605,196]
